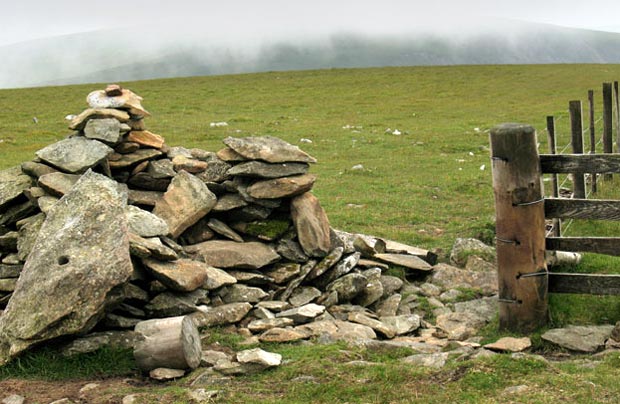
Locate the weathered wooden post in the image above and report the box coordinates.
[546,116,561,237]
[588,90,597,194]
[603,82,613,180]
[569,100,585,198]
[490,123,548,332]
[615,81,619,149]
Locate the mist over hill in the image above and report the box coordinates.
[2,20,620,89]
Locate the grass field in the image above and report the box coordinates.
[3,65,620,402]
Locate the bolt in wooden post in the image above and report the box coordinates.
[491,123,548,333]
[603,82,613,180]
[569,100,585,198]
[546,116,561,237]
[588,90,597,194]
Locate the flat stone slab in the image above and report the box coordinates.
[87,88,150,117]
[223,136,317,164]
[84,118,122,144]
[186,240,280,270]
[108,149,163,170]
[36,137,113,174]
[484,337,532,353]
[0,167,32,211]
[191,302,252,328]
[227,161,309,178]
[541,325,614,353]
[37,172,81,197]
[291,192,331,257]
[247,174,316,199]
[373,253,432,271]
[69,108,131,131]
[125,205,169,237]
[0,171,132,365]
[142,258,211,292]
[127,131,165,149]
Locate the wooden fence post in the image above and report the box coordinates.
[546,116,561,237]
[603,82,613,180]
[588,90,597,194]
[569,100,585,198]
[615,81,619,150]
[490,123,548,332]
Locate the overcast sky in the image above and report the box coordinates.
[2,0,620,47]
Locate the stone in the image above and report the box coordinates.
[246,174,316,199]
[207,218,244,242]
[380,315,421,335]
[128,189,163,206]
[217,147,247,162]
[450,238,496,267]
[431,263,498,295]
[277,303,326,324]
[0,200,37,227]
[435,312,488,341]
[454,297,497,322]
[127,172,171,191]
[142,258,211,292]
[0,167,32,211]
[126,130,165,149]
[212,193,248,212]
[289,286,322,307]
[1,394,25,404]
[201,350,231,367]
[541,325,614,353]
[380,275,404,296]
[316,252,361,288]
[128,233,178,261]
[484,337,532,352]
[172,155,208,173]
[167,146,193,159]
[191,302,252,327]
[263,263,301,284]
[145,289,208,318]
[0,279,17,292]
[36,137,113,174]
[147,159,176,179]
[196,160,233,183]
[228,161,309,178]
[201,266,237,290]
[327,273,368,302]
[69,108,131,131]
[223,136,317,164]
[37,196,58,213]
[84,118,122,144]
[297,319,377,342]
[502,385,530,396]
[0,171,132,364]
[383,239,437,263]
[306,247,344,280]
[259,327,309,343]
[353,234,386,257]
[439,289,463,302]
[126,205,169,237]
[354,268,384,307]
[0,231,18,252]
[0,265,21,278]
[401,352,449,369]
[105,84,123,96]
[16,213,45,261]
[116,141,140,154]
[103,313,141,329]
[188,389,219,402]
[375,294,402,317]
[153,171,217,238]
[220,284,268,303]
[420,283,442,297]
[149,367,185,381]
[257,301,291,312]
[107,149,163,170]
[291,192,331,257]
[87,88,150,117]
[373,253,432,272]
[347,312,396,339]
[179,218,215,245]
[20,161,57,179]
[248,318,295,332]
[357,259,389,270]
[186,240,280,270]
[465,255,497,272]
[237,348,282,367]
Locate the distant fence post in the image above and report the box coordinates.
[490,123,548,333]
[603,82,614,180]
[588,90,597,194]
[546,116,561,237]
[569,100,585,198]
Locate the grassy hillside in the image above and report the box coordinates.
[3,64,620,255]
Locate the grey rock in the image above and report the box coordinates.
[201,350,231,367]
[228,161,309,178]
[69,108,130,131]
[186,240,280,270]
[251,307,276,319]
[258,327,310,343]
[247,174,316,199]
[84,118,122,144]
[127,189,163,207]
[450,238,496,267]
[223,136,317,164]
[289,286,322,307]
[277,303,325,324]
[248,317,295,332]
[380,315,421,335]
[316,252,361,288]
[401,352,450,369]
[103,313,141,329]
[484,337,532,352]
[20,161,57,179]
[263,263,301,284]
[207,218,244,242]
[16,213,45,262]
[227,270,273,285]
[373,253,432,272]
[142,258,211,292]
[0,232,18,252]
[149,367,185,381]
[127,172,171,192]
[220,284,268,303]
[126,205,169,237]
[0,166,32,210]
[0,279,17,292]
[380,275,404,297]
[202,266,237,290]
[439,289,463,302]
[108,149,163,170]
[0,200,37,227]
[431,263,498,295]
[297,319,377,342]
[212,193,248,212]
[420,283,442,297]
[0,265,21,279]
[167,146,193,159]
[291,192,331,257]
[37,172,81,197]
[277,260,315,301]
[37,195,59,213]
[147,159,176,179]
[465,255,497,272]
[375,294,402,317]
[347,312,396,339]
[153,171,217,238]
[256,301,291,312]
[541,325,614,352]
[236,348,282,367]
[191,302,252,327]
[354,268,384,307]
[128,233,178,261]
[327,273,368,302]
[435,312,488,341]
[306,246,344,280]
[179,217,215,245]
[276,238,309,263]
[196,159,232,183]
[454,297,498,322]
[36,137,113,174]
[145,289,208,318]
[1,394,25,404]
[0,171,132,364]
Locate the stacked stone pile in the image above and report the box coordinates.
[0,85,500,367]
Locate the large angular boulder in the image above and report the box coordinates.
[0,171,132,364]
[290,192,331,257]
[35,137,113,174]
[223,136,317,164]
[153,171,217,238]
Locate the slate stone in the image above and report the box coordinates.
[36,137,113,174]
[128,233,178,261]
[246,174,316,199]
[248,318,295,333]
[0,265,21,279]
[125,205,169,237]
[296,319,377,342]
[276,238,309,263]
[103,313,141,329]
[128,172,171,192]
[142,258,211,292]
[69,108,131,131]
[150,368,185,381]
[0,167,33,211]
[277,303,325,324]
[291,192,331,257]
[327,273,368,302]
[16,213,45,262]
[87,88,150,117]
[128,190,163,207]
[186,240,280,270]
[373,253,433,272]
[0,232,18,252]
[179,217,215,245]
[147,159,176,179]
[228,161,310,178]
[84,118,122,144]
[289,286,322,307]
[354,268,384,307]
[258,327,309,343]
[145,289,208,318]
[0,171,132,364]
[315,252,361,289]
[37,196,59,214]
[380,276,404,297]
[379,315,421,335]
[263,263,301,284]
[541,325,614,353]
[435,312,488,341]
[0,200,37,227]
[107,149,163,170]
[212,193,248,212]
[347,312,396,339]
[196,159,232,183]
[207,218,243,242]
[306,247,344,280]
[220,284,268,303]
[201,266,237,290]
[431,263,498,295]
[166,146,193,159]
[0,279,17,292]
[223,136,317,163]
[20,161,57,179]
[450,238,496,267]
[191,302,252,327]
[153,171,217,238]
[115,141,140,154]
[401,353,449,369]
[236,348,282,367]
[277,260,315,301]
[227,270,273,285]
[217,147,248,162]
[126,131,165,149]
[484,337,532,352]
[172,155,208,173]
[60,331,144,356]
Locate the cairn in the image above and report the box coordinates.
[0,85,448,368]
